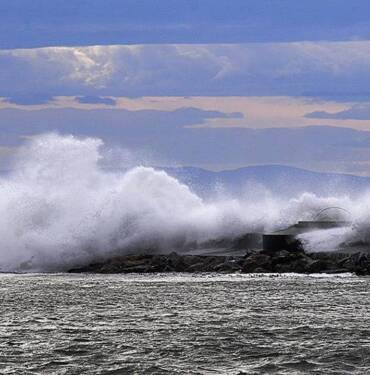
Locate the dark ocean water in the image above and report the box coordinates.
[0,273,369,375]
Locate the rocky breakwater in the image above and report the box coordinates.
[68,248,370,275]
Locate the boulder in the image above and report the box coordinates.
[67,248,370,275]
[270,250,294,266]
[213,259,241,273]
[339,252,370,274]
[169,256,187,272]
[119,265,150,273]
[187,262,208,272]
[305,259,329,273]
[253,267,269,273]
[242,253,272,273]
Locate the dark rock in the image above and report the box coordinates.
[273,249,291,259]
[324,268,352,274]
[339,252,370,273]
[119,265,150,273]
[291,259,310,273]
[242,253,272,273]
[150,255,168,272]
[69,262,104,273]
[203,257,227,272]
[243,249,259,259]
[274,263,294,273]
[167,252,187,272]
[305,259,329,273]
[270,252,313,273]
[183,255,203,266]
[271,250,294,266]
[187,262,208,272]
[213,259,241,273]
[253,267,269,273]
[67,248,370,275]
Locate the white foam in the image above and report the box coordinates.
[0,133,366,271]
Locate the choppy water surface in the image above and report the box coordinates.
[0,273,370,374]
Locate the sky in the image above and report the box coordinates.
[2,1,370,174]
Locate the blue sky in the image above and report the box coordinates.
[2,1,370,48]
[2,1,370,174]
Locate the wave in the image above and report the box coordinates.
[0,133,367,271]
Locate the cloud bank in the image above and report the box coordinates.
[2,42,370,99]
[1,107,370,173]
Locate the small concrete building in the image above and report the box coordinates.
[262,207,352,252]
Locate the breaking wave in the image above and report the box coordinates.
[0,133,368,271]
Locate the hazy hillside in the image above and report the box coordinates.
[163,165,370,198]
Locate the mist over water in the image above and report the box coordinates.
[0,133,369,271]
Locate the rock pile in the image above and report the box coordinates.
[68,248,370,275]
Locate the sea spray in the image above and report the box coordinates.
[0,133,365,271]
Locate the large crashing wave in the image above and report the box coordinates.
[0,133,367,271]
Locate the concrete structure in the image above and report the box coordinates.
[262,207,352,252]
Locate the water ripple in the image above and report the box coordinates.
[0,273,369,374]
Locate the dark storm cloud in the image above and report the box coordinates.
[4,94,54,106]
[306,105,370,120]
[75,96,117,106]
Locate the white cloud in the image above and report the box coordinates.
[2,42,370,98]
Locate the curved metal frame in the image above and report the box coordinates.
[313,207,351,221]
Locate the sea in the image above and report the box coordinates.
[0,273,369,375]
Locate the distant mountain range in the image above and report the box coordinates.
[162,165,370,198]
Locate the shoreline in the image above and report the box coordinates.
[68,248,370,276]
